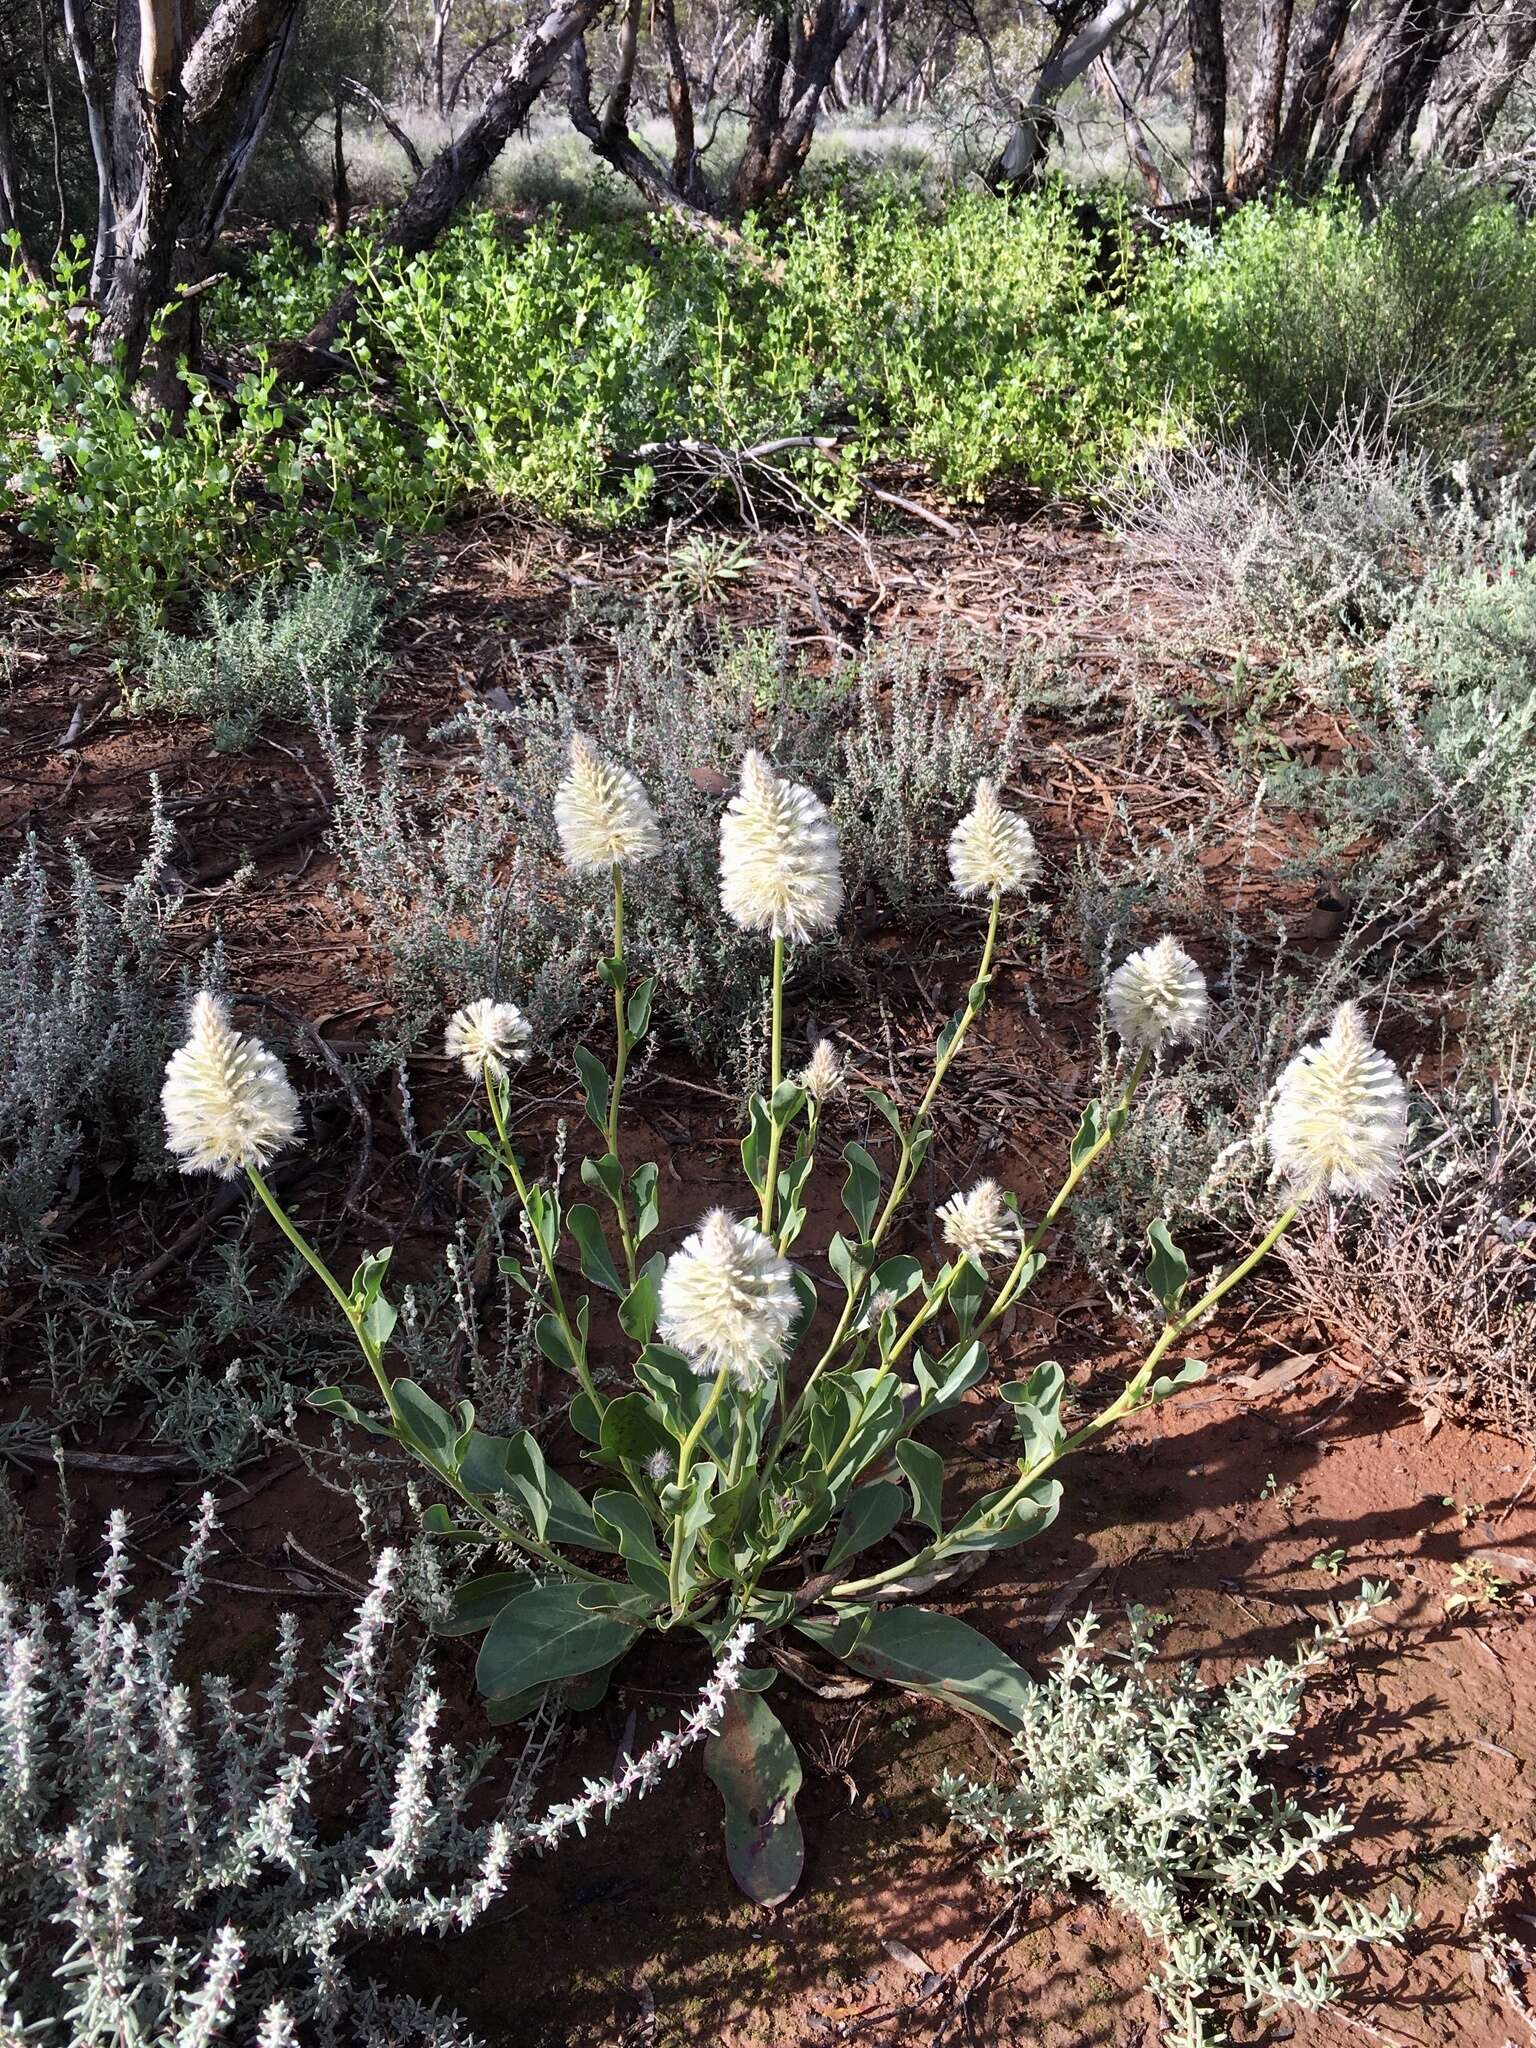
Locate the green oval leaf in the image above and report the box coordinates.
[475,1583,640,1701]
[703,1690,805,1906]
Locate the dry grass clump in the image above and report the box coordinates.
[1277,1065,1536,1439]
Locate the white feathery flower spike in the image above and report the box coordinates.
[444,999,532,1082]
[948,779,1039,900]
[553,733,663,874]
[1267,1001,1409,1200]
[718,751,843,942]
[1105,936,1209,1050]
[162,993,301,1179]
[938,1178,1021,1264]
[799,1039,845,1104]
[658,1209,799,1390]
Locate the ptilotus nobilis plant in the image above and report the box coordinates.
[162,742,1411,1901]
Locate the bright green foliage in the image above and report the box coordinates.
[7,188,1534,613]
[277,194,1171,517]
[0,249,428,615]
[944,1591,1409,2047]
[1158,184,1536,455]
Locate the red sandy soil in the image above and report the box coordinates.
[2,511,1533,2048]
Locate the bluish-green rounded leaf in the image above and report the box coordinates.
[475,1583,640,1701]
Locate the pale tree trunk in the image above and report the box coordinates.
[1096,51,1170,200]
[92,0,185,378]
[1229,0,1294,193]
[990,0,1155,186]
[61,0,116,293]
[60,0,303,383]
[428,0,455,112]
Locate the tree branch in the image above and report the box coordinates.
[341,76,425,176]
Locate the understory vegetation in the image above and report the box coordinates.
[945,1591,1408,2048]
[5,183,1535,614]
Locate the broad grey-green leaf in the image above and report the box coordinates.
[825,1480,905,1574]
[703,1690,804,1905]
[799,1605,1034,1732]
[475,1583,639,1701]
[895,1439,944,1536]
[390,1378,457,1468]
[568,1202,625,1296]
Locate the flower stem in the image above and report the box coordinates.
[606,864,639,1289]
[775,1099,820,1257]
[247,1169,590,1580]
[668,1370,731,1617]
[867,888,1001,1254]
[247,1167,396,1419]
[764,895,1000,1460]
[828,1202,1301,1603]
[484,1078,602,1419]
[979,1046,1151,1336]
[758,933,787,1235]
[887,1257,966,1369]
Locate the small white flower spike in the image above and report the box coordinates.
[718,751,842,942]
[1105,936,1209,1050]
[799,1039,845,1104]
[444,999,532,1083]
[658,1209,799,1390]
[937,1178,1021,1263]
[553,733,663,874]
[1268,1001,1409,1200]
[948,779,1039,900]
[162,993,301,1178]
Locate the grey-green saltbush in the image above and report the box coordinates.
[313,610,1041,1078]
[0,799,178,1271]
[943,1590,1408,2048]
[130,564,388,752]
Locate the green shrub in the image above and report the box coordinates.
[0,250,434,615]
[1162,183,1536,457]
[315,193,1170,517]
[8,187,1534,612]
[128,563,389,751]
[943,1591,1409,2048]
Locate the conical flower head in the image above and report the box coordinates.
[162,993,301,1178]
[1267,1001,1409,1200]
[937,1177,1021,1263]
[657,1208,799,1390]
[445,998,532,1082]
[948,779,1039,900]
[553,733,663,874]
[1105,936,1209,1050]
[719,751,842,942]
[799,1038,845,1104]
